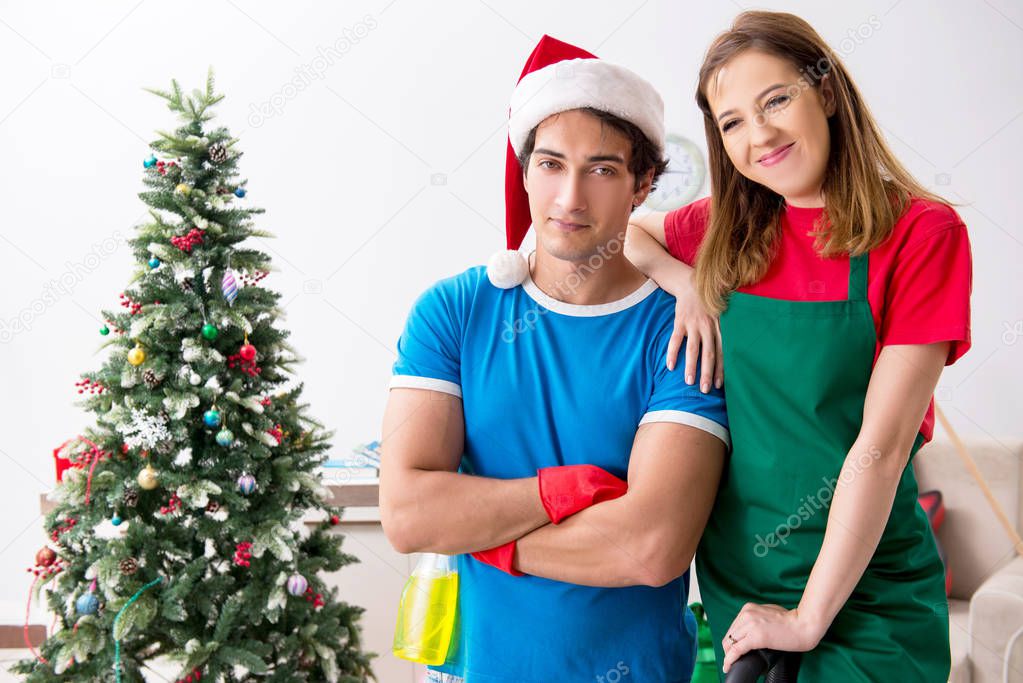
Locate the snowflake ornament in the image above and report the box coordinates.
[116,408,171,450]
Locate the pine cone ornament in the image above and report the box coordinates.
[119,557,139,575]
[181,276,194,292]
[143,369,160,389]
[208,142,228,163]
[205,500,220,514]
[123,488,139,508]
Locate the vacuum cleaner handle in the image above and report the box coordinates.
[724,648,801,683]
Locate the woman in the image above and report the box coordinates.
[624,11,972,681]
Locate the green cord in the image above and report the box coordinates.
[112,576,163,683]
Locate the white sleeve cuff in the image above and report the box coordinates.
[639,410,730,448]
[389,375,462,398]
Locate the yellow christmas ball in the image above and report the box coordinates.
[127,345,146,366]
[175,183,191,195]
[137,465,159,490]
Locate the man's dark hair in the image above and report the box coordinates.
[516,107,669,198]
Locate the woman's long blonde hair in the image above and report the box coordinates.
[694,11,949,314]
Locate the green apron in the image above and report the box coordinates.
[695,251,950,681]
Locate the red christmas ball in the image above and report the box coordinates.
[35,547,57,567]
[329,514,340,526]
[239,343,257,361]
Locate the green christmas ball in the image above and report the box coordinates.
[100,325,110,336]
[215,429,234,447]
[201,323,219,340]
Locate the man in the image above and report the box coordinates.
[380,35,729,682]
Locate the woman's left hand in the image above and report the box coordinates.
[721,603,826,674]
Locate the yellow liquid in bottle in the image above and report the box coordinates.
[393,572,458,665]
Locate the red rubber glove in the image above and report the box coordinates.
[538,464,628,524]
[471,465,628,576]
[471,541,524,576]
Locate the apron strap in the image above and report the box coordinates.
[848,252,869,302]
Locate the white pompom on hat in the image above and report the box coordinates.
[487,250,530,289]
[487,35,665,289]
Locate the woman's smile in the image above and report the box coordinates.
[757,141,796,167]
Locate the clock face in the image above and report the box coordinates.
[643,133,706,211]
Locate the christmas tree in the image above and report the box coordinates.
[13,69,373,682]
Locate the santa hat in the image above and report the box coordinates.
[487,34,665,289]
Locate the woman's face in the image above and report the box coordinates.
[707,49,836,207]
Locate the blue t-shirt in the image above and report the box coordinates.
[391,265,729,682]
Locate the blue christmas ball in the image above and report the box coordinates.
[111,515,122,526]
[215,428,234,447]
[233,187,247,198]
[148,257,160,269]
[143,154,157,169]
[203,409,222,428]
[237,473,256,495]
[76,592,99,615]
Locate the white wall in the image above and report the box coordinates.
[1,0,1020,635]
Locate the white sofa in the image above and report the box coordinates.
[913,439,1023,683]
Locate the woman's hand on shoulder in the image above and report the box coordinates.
[667,272,723,393]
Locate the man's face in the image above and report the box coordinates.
[523,109,652,263]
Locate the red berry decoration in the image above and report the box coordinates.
[227,350,260,377]
[159,492,182,516]
[49,517,77,543]
[28,553,65,578]
[267,424,283,444]
[329,514,340,526]
[233,541,253,567]
[304,586,325,608]
[155,159,179,177]
[119,292,143,315]
[240,270,268,287]
[74,377,106,395]
[170,228,206,253]
[67,443,110,469]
